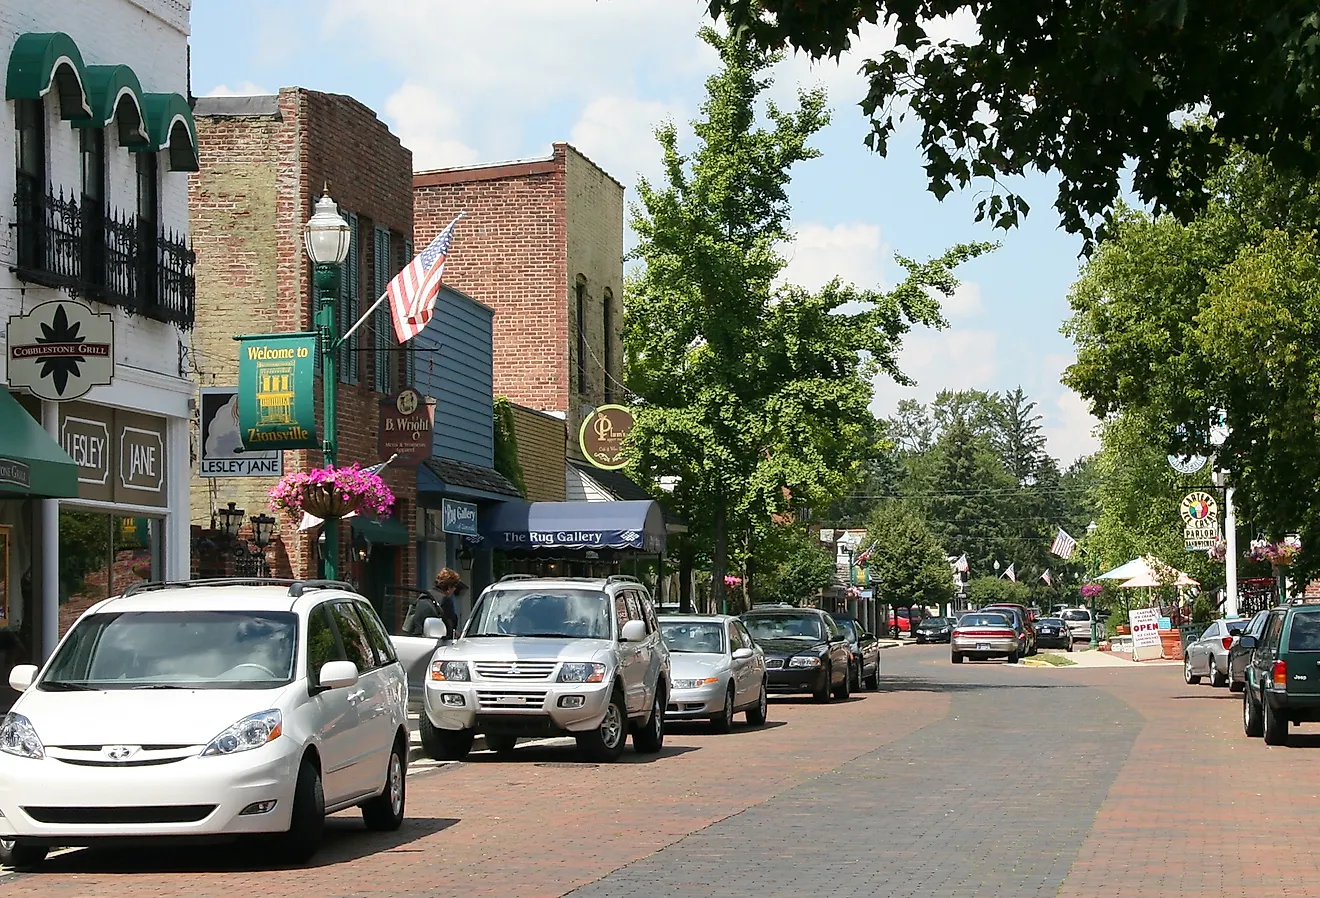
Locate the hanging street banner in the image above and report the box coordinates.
[379,387,435,466]
[199,387,283,478]
[1180,490,1220,551]
[236,332,319,451]
[579,404,634,470]
[7,301,114,401]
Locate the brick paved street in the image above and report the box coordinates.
[6,645,1319,897]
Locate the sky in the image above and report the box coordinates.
[189,0,1101,464]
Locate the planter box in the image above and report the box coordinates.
[1160,630,1183,659]
[1116,625,1130,635]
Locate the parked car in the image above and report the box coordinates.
[742,607,852,702]
[1184,618,1252,687]
[0,579,410,870]
[418,574,671,763]
[1229,610,1271,693]
[913,617,955,644]
[660,615,768,731]
[886,606,928,637]
[1242,602,1320,744]
[1057,608,1094,643]
[389,589,449,712]
[983,604,1036,656]
[951,611,1021,664]
[1033,617,1073,651]
[831,614,882,690]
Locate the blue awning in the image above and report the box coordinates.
[467,499,666,553]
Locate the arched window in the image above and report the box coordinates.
[603,287,614,402]
[575,275,587,395]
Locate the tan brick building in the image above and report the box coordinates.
[412,144,625,463]
[189,88,417,599]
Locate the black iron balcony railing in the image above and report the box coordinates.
[13,171,195,329]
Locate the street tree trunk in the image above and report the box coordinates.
[678,536,694,614]
[712,499,728,613]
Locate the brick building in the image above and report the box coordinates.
[189,88,418,599]
[412,143,625,460]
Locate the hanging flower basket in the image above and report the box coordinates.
[1080,583,1102,600]
[723,575,743,589]
[270,465,395,522]
[1207,537,1227,562]
[1247,536,1301,567]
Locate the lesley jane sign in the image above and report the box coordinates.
[236,333,319,451]
[199,388,283,478]
[58,402,167,507]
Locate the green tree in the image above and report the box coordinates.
[625,27,990,608]
[863,504,953,613]
[966,575,1030,608]
[930,388,998,440]
[492,396,527,497]
[707,1,1320,244]
[992,387,1048,486]
[752,524,836,605]
[919,420,1017,575]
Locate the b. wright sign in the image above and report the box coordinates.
[379,388,434,466]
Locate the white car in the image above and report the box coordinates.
[1057,607,1094,642]
[0,579,410,870]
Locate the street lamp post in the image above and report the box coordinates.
[303,190,351,581]
[1086,520,1099,648]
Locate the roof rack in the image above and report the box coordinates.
[497,574,537,582]
[119,578,355,599]
[606,575,641,584]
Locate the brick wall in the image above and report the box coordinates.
[510,404,567,502]
[189,87,417,587]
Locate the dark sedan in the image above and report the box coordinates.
[914,617,955,644]
[831,614,881,690]
[742,608,853,703]
[1033,617,1073,651]
[1228,609,1270,692]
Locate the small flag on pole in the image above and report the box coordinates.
[1040,569,1053,586]
[954,554,969,573]
[1003,563,1016,583]
[856,540,878,564]
[1050,528,1078,560]
[387,214,464,343]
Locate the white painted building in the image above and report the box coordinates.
[0,0,198,676]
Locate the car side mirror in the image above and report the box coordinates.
[318,660,360,690]
[8,664,37,693]
[1237,635,1258,650]
[620,620,648,642]
[830,633,846,643]
[422,618,449,640]
[732,647,754,660]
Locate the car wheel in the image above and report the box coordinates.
[833,663,851,700]
[1243,684,1263,737]
[633,687,667,754]
[711,685,735,734]
[272,758,325,865]
[484,734,518,754]
[850,663,861,693]
[1006,651,1018,664]
[814,666,832,703]
[951,651,963,664]
[746,680,769,725]
[1210,659,1228,688]
[865,663,880,690]
[0,838,48,871]
[1263,690,1290,746]
[577,689,629,762]
[1183,655,1202,685]
[419,714,475,761]
[361,742,406,831]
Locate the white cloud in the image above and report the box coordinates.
[870,327,1000,416]
[780,222,890,292]
[570,95,686,191]
[940,281,983,319]
[1044,389,1101,464]
[204,81,271,97]
[385,82,480,171]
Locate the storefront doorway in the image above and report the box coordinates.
[57,509,163,636]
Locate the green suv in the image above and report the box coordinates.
[1240,602,1320,745]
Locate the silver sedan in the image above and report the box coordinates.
[659,615,769,732]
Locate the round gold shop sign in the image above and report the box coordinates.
[579,405,634,470]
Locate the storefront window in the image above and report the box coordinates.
[58,510,162,636]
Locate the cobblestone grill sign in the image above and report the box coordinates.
[6,301,114,401]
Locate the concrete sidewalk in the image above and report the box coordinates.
[1027,648,1180,668]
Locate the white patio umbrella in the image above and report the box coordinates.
[1097,557,1157,581]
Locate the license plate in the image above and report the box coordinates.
[976,643,990,650]
[495,695,523,704]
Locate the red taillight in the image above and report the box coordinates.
[1272,660,1288,688]
[1222,636,1234,651]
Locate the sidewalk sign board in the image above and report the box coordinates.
[1129,607,1163,661]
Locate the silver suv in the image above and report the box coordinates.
[418,575,670,762]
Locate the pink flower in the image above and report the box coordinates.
[1081,583,1102,599]
[270,464,395,520]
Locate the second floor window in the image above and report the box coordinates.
[15,99,46,272]
[136,151,159,305]
[81,130,105,288]
[603,287,614,402]
[373,225,393,395]
[338,210,360,385]
[576,275,587,395]
[17,99,44,180]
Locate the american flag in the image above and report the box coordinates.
[1003,563,1016,583]
[1040,569,1053,586]
[1050,528,1077,560]
[856,540,878,564]
[386,214,464,343]
[953,553,969,573]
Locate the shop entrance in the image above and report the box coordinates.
[57,509,163,638]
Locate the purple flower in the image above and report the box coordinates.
[270,464,395,520]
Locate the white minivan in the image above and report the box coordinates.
[0,579,410,870]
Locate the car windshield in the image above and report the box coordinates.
[1288,611,1320,652]
[744,614,824,641]
[660,622,726,654]
[41,610,298,690]
[1059,610,1090,622]
[467,588,612,639]
[959,613,1011,627]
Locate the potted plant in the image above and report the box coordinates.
[270,464,395,522]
